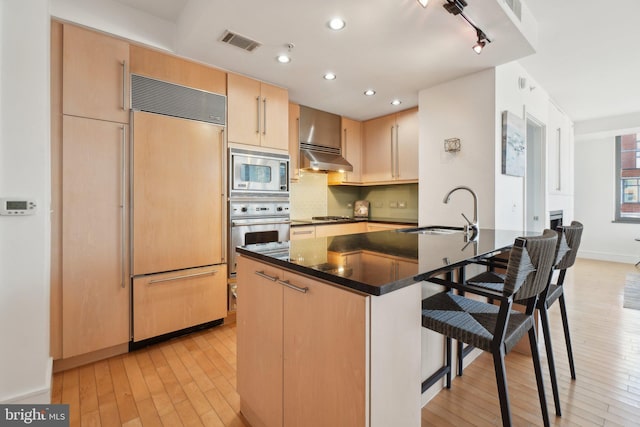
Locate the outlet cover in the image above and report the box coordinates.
[398,201,406,208]
[389,201,398,208]
[374,201,383,208]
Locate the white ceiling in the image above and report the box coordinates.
[103,0,640,123]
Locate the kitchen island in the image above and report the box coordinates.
[235,228,531,427]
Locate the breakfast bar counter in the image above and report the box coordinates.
[235,227,531,427]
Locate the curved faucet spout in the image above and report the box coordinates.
[443,186,479,233]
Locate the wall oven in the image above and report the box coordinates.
[228,200,290,276]
[229,147,289,197]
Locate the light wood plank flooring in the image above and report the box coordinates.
[53,259,640,426]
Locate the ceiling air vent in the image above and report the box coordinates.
[219,30,261,52]
[504,0,522,21]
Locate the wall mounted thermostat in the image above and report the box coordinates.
[0,198,37,216]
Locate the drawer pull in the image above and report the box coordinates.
[148,270,217,284]
[278,279,308,294]
[293,230,314,235]
[255,270,278,281]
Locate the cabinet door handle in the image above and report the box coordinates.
[395,124,400,179]
[295,117,301,179]
[255,270,278,281]
[255,96,261,134]
[390,126,395,178]
[293,230,314,235]
[262,98,268,135]
[121,60,127,111]
[278,279,308,294]
[120,125,126,288]
[220,129,226,262]
[149,270,217,284]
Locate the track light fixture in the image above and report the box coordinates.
[442,0,491,54]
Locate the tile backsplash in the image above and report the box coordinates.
[291,171,418,221]
[328,184,418,220]
[290,171,328,219]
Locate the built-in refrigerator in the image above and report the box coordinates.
[129,75,227,347]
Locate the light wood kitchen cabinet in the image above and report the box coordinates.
[61,115,130,359]
[289,102,301,181]
[314,222,367,237]
[129,44,226,94]
[290,225,316,240]
[363,107,418,183]
[227,73,289,151]
[237,256,368,427]
[329,117,363,185]
[62,23,129,124]
[133,265,227,341]
[366,222,410,232]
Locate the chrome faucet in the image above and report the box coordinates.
[443,186,479,236]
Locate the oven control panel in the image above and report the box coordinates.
[230,201,290,218]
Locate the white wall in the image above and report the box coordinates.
[50,0,175,51]
[418,68,497,229]
[0,0,52,403]
[574,117,640,263]
[495,62,550,230]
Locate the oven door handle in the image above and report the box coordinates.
[231,220,291,227]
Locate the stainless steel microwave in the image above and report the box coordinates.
[229,148,289,197]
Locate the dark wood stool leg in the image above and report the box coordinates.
[539,306,562,415]
[529,327,551,427]
[558,293,576,379]
[446,337,452,388]
[492,348,512,427]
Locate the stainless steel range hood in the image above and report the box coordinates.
[299,105,353,172]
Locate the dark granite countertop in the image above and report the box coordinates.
[236,227,535,296]
[291,217,418,227]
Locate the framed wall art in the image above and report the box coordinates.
[501,111,526,177]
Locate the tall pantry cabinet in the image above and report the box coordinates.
[51,22,130,360]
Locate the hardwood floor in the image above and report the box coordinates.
[422,259,640,427]
[53,259,640,426]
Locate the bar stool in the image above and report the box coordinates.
[636,238,640,267]
[421,229,559,427]
[456,221,583,417]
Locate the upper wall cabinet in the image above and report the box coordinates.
[129,45,226,95]
[227,73,289,151]
[62,24,129,124]
[329,117,363,185]
[363,108,418,184]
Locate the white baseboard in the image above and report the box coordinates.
[1,357,52,404]
[578,252,637,265]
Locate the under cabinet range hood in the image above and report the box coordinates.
[299,105,353,172]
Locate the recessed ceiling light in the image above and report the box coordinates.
[391,99,402,106]
[276,55,291,63]
[324,72,337,80]
[364,89,376,96]
[328,18,346,31]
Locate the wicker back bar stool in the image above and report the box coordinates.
[456,221,583,416]
[421,229,559,427]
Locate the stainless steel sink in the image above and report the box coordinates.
[397,226,464,235]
